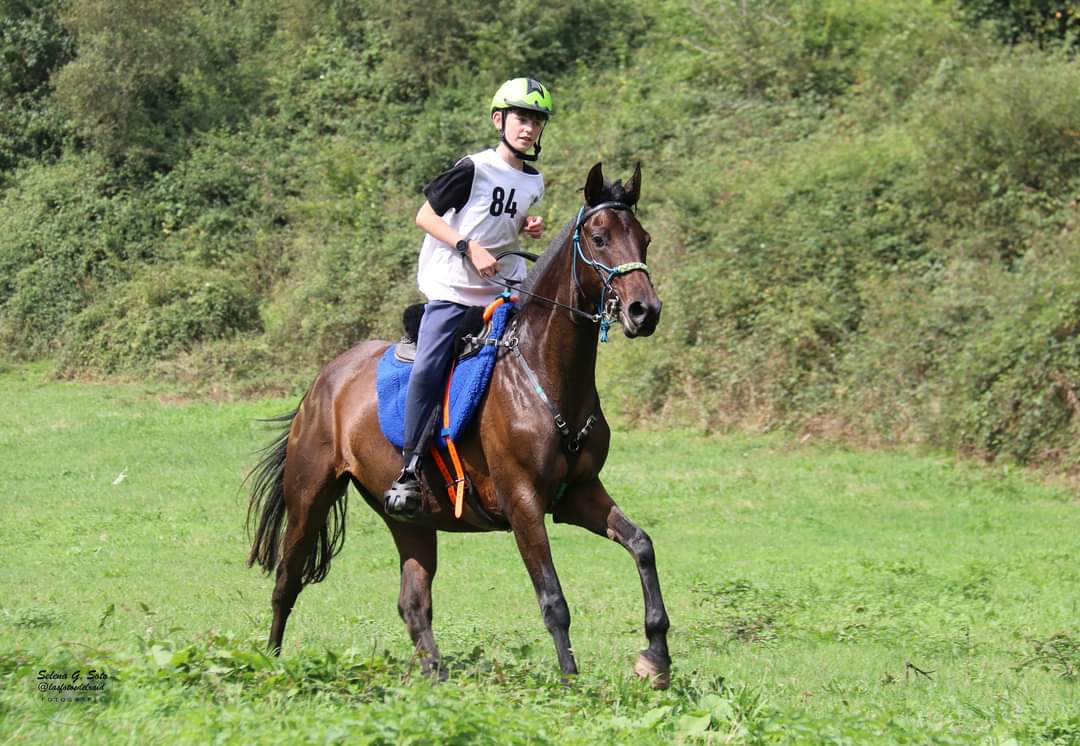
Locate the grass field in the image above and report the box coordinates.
[1,365,1079,744]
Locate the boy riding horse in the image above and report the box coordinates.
[385,78,554,519]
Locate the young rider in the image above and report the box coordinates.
[384,77,554,519]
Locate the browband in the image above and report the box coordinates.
[579,201,634,222]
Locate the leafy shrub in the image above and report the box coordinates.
[0,153,156,358]
[958,0,1080,48]
[832,264,990,445]
[630,128,928,428]
[937,231,1080,466]
[658,0,955,102]
[149,128,294,274]
[918,51,1080,260]
[54,0,198,170]
[59,265,261,374]
[265,155,419,368]
[54,0,275,173]
[0,0,71,98]
[0,0,73,174]
[365,0,647,100]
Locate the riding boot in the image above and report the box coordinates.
[384,451,424,520]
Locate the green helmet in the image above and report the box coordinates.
[490,78,553,119]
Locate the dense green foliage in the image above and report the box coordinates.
[958,0,1080,46]
[0,0,73,174]
[2,0,1080,470]
[2,371,1079,743]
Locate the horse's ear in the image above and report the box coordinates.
[584,162,605,206]
[624,162,642,206]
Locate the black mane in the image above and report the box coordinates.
[516,218,575,308]
[602,179,631,203]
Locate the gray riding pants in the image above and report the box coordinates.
[402,300,472,457]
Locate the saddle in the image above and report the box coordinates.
[392,304,490,363]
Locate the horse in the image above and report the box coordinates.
[246,162,671,687]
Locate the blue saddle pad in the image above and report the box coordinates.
[376,302,515,449]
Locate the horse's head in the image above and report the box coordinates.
[574,162,662,338]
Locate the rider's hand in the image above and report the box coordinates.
[523,215,545,239]
[468,241,499,279]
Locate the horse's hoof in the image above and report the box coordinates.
[422,662,448,682]
[634,652,671,690]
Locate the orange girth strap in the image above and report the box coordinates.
[440,359,467,518]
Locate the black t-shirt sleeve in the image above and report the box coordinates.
[422,158,475,216]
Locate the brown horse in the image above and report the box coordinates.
[246,162,671,687]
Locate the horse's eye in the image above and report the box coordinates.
[591,234,606,247]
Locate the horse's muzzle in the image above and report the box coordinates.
[623,298,662,338]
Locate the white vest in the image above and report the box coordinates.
[417,148,544,306]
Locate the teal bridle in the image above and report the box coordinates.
[571,201,651,342]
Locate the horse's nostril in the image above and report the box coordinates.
[629,301,648,323]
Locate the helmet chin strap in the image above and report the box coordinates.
[499,113,543,162]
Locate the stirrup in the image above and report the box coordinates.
[384,469,423,520]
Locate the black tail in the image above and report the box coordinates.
[245,405,349,584]
[245,408,297,576]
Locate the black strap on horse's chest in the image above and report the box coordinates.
[514,343,597,453]
[499,322,597,454]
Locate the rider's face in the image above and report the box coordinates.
[495,109,546,152]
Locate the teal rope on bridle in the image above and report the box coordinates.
[571,201,651,342]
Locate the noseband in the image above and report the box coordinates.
[571,201,651,342]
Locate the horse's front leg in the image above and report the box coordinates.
[506,497,578,678]
[386,522,443,678]
[553,478,671,688]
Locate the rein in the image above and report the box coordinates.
[488,274,599,325]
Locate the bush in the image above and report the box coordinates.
[0,0,73,175]
[364,0,647,101]
[958,0,1080,48]
[630,128,928,428]
[937,230,1080,466]
[53,0,276,174]
[654,0,956,103]
[0,154,156,358]
[149,128,294,274]
[265,149,420,368]
[918,51,1080,261]
[59,265,261,374]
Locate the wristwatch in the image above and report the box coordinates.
[455,238,469,256]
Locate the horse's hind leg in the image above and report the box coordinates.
[553,478,671,688]
[386,522,442,677]
[269,470,346,654]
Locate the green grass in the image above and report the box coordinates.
[1,366,1079,744]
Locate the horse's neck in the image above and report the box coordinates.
[516,240,599,419]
